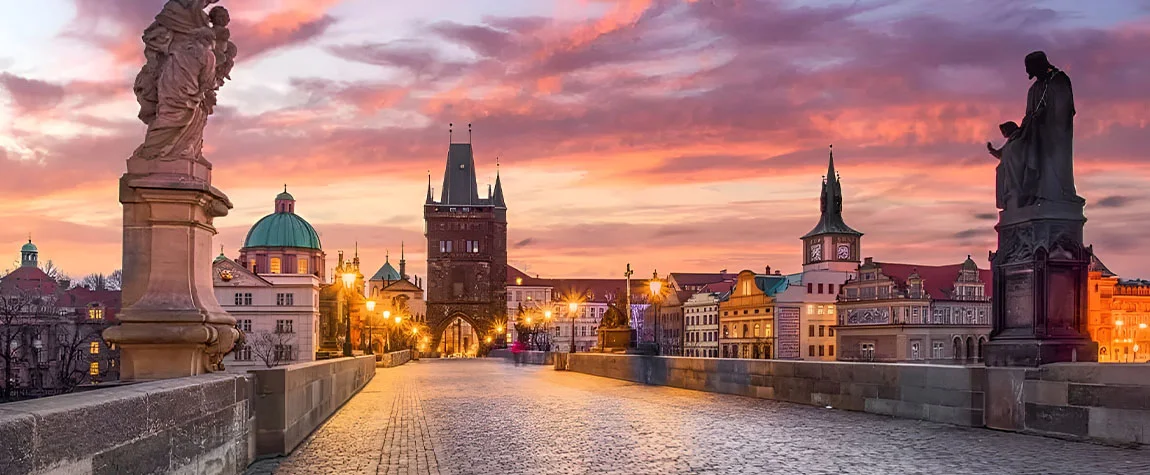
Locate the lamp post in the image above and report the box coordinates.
[567,303,578,353]
[341,272,356,357]
[649,270,663,356]
[365,300,376,355]
[544,310,553,351]
[382,310,391,352]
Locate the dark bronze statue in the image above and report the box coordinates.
[987,51,1084,210]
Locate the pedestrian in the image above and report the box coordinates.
[511,340,524,366]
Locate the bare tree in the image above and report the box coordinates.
[39,260,68,283]
[107,269,122,291]
[0,291,37,401]
[54,312,112,391]
[78,273,109,291]
[247,331,296,368]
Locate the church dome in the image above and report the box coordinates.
[21,240,37,253]
[243,191,321,250]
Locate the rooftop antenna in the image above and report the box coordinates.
[449,123,453,143]
[468,123,472,144]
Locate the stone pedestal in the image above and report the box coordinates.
[597,327,633,353]
[103,166,239,380]
[984,202,1097,367]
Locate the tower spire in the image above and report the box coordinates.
[801,144,861,240]
[399,242,407,280]
[449,123,453,143]
[468,123,472,144]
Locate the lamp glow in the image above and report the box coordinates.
[341,272,355,289]
[365,300,375,312]
[394,316,402,324]
[568,302,578,313]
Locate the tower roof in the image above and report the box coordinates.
[492,173,506,208]
[276,184,294,201]
[21,239,37,253]
[440,143,480,205]
[802,146,863,238]
[370,253,402,282]
[243,190,321,250]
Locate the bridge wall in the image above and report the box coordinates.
[568,354,1150,446]
[490,349,554,365]
[0,373,255,475]
[250,355,377,458]
[377,349,412,368]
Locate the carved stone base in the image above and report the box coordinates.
[596,327,633,352]
[103,172,237,380]
[987,201,1095,367]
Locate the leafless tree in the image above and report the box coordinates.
[0,291,38,401]
[107,269,122,291]
[78,273,110,291]
[53,312,113,391]
[247,331,296,368]
[39,260,68,283]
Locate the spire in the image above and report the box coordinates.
[492,156,506,208]
[802,145,861,239]
[425,170,434,204]
[440,139,480,205]
[399,242,407,279]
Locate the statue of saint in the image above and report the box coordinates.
[987,51,1083,210]
[132,27,217,161]
[131,0,235,162]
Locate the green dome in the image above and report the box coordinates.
[244,212,321,250]
[21,240,37,252]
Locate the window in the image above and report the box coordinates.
[270,257,282,274]
[439,240,454,253]
[818,345,825,357]
[273,344,295,362]
[235,344,252,361]
[861,343,875,360]
[818,325,825,337]
[818,283,824,294]
[237,319,252,332]
[911,342,921,360]
[806,304,814,314]
[89,341,100,354]
[89,362,99,376]
[932,342,944,359]
[276,293,294,306]
[829,345,835,356]
[828,327,835,337]
[809,325,815,337]
[828,284,835,295]
[809,345,815,357]
[297,259,308,274]
[464,240,480,253]
[722,325,729,338]
[754,324,760,337]
[807,283,813,293]
[88,306,104,320]
[276,320,294,334]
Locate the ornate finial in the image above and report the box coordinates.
[220,244,224,254]
[468,123,472,144]
[386,249,389,262]
[449,123,453,142]
[283,183,287,193]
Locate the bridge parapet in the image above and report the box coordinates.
[567,354,1150,447]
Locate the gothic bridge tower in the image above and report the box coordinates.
[423,125,508,356]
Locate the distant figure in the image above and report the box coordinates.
[511,340,524,366]
[987,121,1022,210]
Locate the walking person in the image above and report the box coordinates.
[511,340,524,366]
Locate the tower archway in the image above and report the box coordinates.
[438,314,480,357]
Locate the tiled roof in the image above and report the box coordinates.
[670,272,732,286]
[0,266,57,294]
[506,265,552,286]
[1089,254,1117,278]
[870,261,992,299]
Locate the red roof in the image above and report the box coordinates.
[873,262,992,299]
[507,265,552,286]
[702,281,735,294]
[552,279,649,303]
[0,266,58,294]
[670,272,733,286]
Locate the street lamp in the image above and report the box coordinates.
[649,270,664,356]
[365,300,376,355]
[383,311,391,352]
[568,301,578,353]
[341,272,356,357]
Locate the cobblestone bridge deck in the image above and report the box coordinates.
[249,359,1146,475]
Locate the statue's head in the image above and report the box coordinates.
[1025,51,1054,79]
[209,6,230,26]
[999,121,1020,138]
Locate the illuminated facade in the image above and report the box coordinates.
[718,270,785,359]
[1087,256,1149,363]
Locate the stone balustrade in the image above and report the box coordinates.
[567,353,1150,446]
[490,349,554,365]
[376,349,412,368]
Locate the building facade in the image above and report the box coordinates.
[367,246,427,333]
[1,240,120,401]
[718,270,785,359]
[424,140,508,356]
[684,291,726,358]
[835,257,991,363]
[775,150,861,361]
[1086,255,1149,363]
[505,266,554,347]
[213,254,320,370]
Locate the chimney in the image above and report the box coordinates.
[864,257,873,265]
[765,266,771,275]
[774,270,781,275]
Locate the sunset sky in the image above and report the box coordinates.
[2,0,1149,282]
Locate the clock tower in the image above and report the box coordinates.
[801,147,862,272]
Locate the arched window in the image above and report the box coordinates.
[965,337,974,361]
[269,257,282,274]
[742,324,749,338]
[722,325,729,338]
[953,337,963,360]
[977,337,987,360]
[297,258,308,274]
[754,324,760,337]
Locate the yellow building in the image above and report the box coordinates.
[718,270,787,359]
[1087,256,1149,363]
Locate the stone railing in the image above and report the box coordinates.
[0,373,255,475]
[376,349,412,368]
[566,354,1150,446]
[249,355,375,458]
[0,356,380,475]
[490,349,554,365]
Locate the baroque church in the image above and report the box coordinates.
[423,129,508,357]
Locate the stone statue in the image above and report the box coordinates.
[987,51,1083,210]
[599,295,630,328]
[131,0,235,162]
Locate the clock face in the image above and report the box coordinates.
[837,244,850,260]
[810,243,822,261]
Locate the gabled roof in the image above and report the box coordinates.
[380,278,422,293]
[1089,254,1116,278]
[507,265,553,286]
[868,261,992,299]
[0,265,57,294]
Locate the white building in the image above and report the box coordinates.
[213,254,321,370]
[684,291,726,358]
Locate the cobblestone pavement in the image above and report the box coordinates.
[250,359,1147,475]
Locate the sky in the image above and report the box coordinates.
[1,0,1149,282]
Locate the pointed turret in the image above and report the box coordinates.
[802,145,862,238]
[493,173,506,208]
[399,242,407,279]
[440,143,480,205]
[425,172,434,204]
